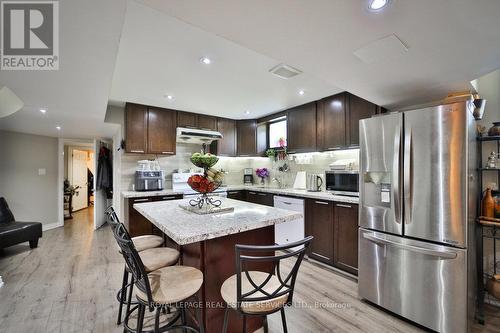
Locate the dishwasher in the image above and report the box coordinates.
[274,196,305,250]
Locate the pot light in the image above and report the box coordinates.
[39,108,47,114]
[56,126,61,131]
[166,95,173,100]
[244,111,251,115]
[368,0,389,11]
[298,90,305,96]
[200,57,211,65]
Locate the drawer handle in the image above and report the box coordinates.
[161,151,174,154]
[314,201,329,205]
[130,150,144,153]
[228,191,239,194]
[249,191,256,195]
[287,151,296,154]
[326,147,342,150]
[258,193,267,196]
[336,204,352,208]
[161,197,176,200]
[239,154,250,157]
[133,198,149,202]
[282,202,292,205]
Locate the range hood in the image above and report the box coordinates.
[176,127,223,144]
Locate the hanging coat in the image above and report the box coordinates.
[97,146,113,199]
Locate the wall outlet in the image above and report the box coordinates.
[38,168,46,176]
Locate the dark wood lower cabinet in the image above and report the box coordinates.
[127,195,183,237]
[333,203,359,275]
[227,190,246,201]
[305,199,334,265]
[246,191,274,206]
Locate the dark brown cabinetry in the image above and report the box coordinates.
[125,103,177,155]
[246,191,274,206]
[237,120,257,156]
[125,103,148,154]
[197,115,217,131]
[147,107,177,155]
[215,118,237,156]
[286,102,317,154]
[305,199,334,265]
[317,93,347,150]
[333,203,359,275]
[347,94,377,147]
[177,112,198,128]
[227,190,246,201]
[127,195,183,237]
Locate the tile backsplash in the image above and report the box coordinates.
[120,143,359,192]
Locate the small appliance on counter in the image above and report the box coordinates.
[325,170,359,196]
[293,171,306,189]
[243,168,254,185]
[306,173,323,192]
[135,170,165,191]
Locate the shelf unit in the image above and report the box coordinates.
[477,135,500,324]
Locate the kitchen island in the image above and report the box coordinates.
[134,197,302,333]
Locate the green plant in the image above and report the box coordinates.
[265,148,276,158]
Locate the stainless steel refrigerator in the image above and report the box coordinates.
[358,101,478,333]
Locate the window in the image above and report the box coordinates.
[269,118,287,148]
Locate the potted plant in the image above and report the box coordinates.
[255,168,270,186]
[265,148,276,161]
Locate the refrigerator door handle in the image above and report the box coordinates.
[393,124,401,224]
[404,128,413,225]
[363,233,457,259]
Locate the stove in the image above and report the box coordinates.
[172,172,227,197]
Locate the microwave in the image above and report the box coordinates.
[325,170,359,197]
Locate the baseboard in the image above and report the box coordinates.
[42,222,63,231]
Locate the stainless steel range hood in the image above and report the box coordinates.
[176,127,223,145]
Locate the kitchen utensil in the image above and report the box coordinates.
[306,174,323,192]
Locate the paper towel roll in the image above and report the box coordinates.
[293,171,307,189]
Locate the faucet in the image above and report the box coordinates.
[272,177,283,189]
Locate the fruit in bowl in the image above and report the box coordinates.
[190,152,219,168]
[187,174,220,194]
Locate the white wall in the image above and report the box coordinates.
[0,130,60,229]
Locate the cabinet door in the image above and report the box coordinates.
[246,191,260,204]
[237,120,257,156]
[256,192,274,206]
[334,203,359,275]
[147,107,177,155]
[256,123,268,156]
[197,115,218,131]
[128,197,153,237]
[347,94,377,148]
[318,93,346,151]
[125,103,148,154]
[177,112,198,128]
[287,102,316,153]
[227,190,246,201]
[305,199,334,265]
[215,118,237,156]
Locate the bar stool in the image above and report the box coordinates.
[112,223,205,333]
[105,207,180,325]
[220,236,313,333]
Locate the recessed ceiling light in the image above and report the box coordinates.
[368,0,389,11]
[298,90,305,96]
[166,95,173,100]
[39,108,47,114]
[200,57,211,65]
[56,126,61,131]
[244,111,251,115]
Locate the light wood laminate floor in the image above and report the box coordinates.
[1,207,499,332]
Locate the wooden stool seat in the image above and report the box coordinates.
[132,235,164,252]
[221,271,289,314]
[136,266,203,305]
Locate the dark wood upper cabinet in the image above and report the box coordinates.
[147,107,177,155]
[215,118,237,156]
[177,112,197,128]
[317,93,347,151]
[197,115,218,131]
[287,102,317,153]
[305,199,334,265]
[125,103,148,154]
[333,203,359,275]
[237,120,257,156]
[347,94,377,147]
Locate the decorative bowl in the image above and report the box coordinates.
[190,156,219,169]
[187,174,221,194]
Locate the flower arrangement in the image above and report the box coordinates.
[256,167,270,185]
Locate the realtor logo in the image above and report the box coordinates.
[1,1,59,70]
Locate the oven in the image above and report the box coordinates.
[325,170,359,196]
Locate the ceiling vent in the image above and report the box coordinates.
[269,63,302,79]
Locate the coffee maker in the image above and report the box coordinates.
[243,168,253,185]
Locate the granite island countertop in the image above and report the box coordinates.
[133,198,302,245]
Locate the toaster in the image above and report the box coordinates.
[134,170,165,191]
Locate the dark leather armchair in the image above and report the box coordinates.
[0,197,42,250]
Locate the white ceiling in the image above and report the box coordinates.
[0,0,126,139]
[109,0,342,119]
[137,0,500,109]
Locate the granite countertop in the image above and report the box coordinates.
[121,189,184,198]
[133,198,302,245]
[226,185,360,204]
